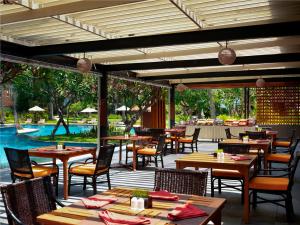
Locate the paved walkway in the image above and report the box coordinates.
[0,142,299,225]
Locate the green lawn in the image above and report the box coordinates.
[37,134,97,143]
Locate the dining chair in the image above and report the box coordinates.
[136,135,166,168]
[273,130,296,152]
[68,145,115,195]
[266,139,299,171]
[1,176,64,225]
[154,168,208,196]
[225,128,238,139]
[211,143,250,203]
[249,152,300,222]
[178,128,200,153]
[4,147,59,195]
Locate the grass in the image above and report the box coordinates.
[37,133,97,143]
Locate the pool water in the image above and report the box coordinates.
[0,124,96,168]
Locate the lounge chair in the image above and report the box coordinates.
[88,118,97,124]
[37,118,45,124]
[24,118,32,124]
[77,118,87,124]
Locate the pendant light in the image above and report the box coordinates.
[77,53,92,73]
[256,77,266,88]
[218,41,236,65]
[176,80,189,92]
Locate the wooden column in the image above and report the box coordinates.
[169,84,175,128]
[244,87,250,119]
[99,71,108,138]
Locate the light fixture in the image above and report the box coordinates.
[218,41,236,65]
[77,53,92,73]
[256,77,265,88]
[176,80,188,92]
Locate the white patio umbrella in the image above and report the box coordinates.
[116,105,130,112]
[29,105,45,112]
[80,107,98,113]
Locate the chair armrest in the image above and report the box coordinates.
[68,161,87,170]
[85,158,96,163]
[231,134,238,138]
[255,173,289,177]
[5,206,24,225]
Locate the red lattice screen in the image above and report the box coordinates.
[256,86,300,125]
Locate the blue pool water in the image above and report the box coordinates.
[0,124,96,168]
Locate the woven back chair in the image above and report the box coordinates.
[192,128,201,142]
[225,128,232,139]
[1,176,60,225]
[95,145,115,175]
[218,143,250,154]
[4,148,34,181]
[245,131,267,140]
[154,168,208,196]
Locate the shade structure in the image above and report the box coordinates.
[28,106,45,112]
[80,107,98,113]
[115,106,130,112]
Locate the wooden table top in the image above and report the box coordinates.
[175,152,257,167]
[220,139,271,145]
[101,135,152,141]
[29,146,96,158]
[37,187,226,225]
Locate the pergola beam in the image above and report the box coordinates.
[0,0,148,25]
[143,68,300,80]
[31,21,300,56]
[104,53,300,71]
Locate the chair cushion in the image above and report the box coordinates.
[126,144,142,151]
[273,141,290,148]
[211,169,242,178]
[69,164,108,175]
[14,165,58,178]
[178,137,193,143]
[249,177,289,191]
[137,148,157,155]
[266,154,290,163]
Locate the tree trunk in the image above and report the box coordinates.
[0,85,4,124]
[51,108,70,138]
[208,89,216,118]
[48,102,54,120]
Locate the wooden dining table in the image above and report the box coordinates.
[37,187,226,225]
[219,139,271,169]
[165,128,186,153]
[175,153,257,224]
[101,135,152,171]
[29,146,96,200]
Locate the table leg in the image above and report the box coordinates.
[211,209,222,225]
[119,140,123,164]
[242,167,250,224]
[91,151,96,163]
[132,141,136,171]
[62,159,69,200]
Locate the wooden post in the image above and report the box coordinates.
[169,84,175,128]
[99,71,108,139]
[244,87,250,119]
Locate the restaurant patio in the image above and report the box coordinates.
[1,0,300,225]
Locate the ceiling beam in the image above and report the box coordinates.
[104,53,300,71]
[142,68,300,80]
[92,37,300,63]
[0,0,148,25]
[31,21,300,56]
[169,0,204,28]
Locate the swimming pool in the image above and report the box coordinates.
[0,124,96,168]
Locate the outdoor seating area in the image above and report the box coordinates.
[1,0,300,225]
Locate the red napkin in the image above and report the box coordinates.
[99,210,151,225]
[231,155,251,161]
[81,196,117,209]
[167,203,207,221]
[149,190,179,201]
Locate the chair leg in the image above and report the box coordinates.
[154,157,158,167]
[161,155,164,168]
[182,143,185,153]
[218,178,221,194]
[191,143,194,153]
[107,173,111,190]
[68,174,72,195]
[196,141,198,152]
[241,180,244,204]
[286,193,294,222]
[125,150,128,165]
[142,156,145,167]
[252,190,257,209]
[92,177,97,195]
[211,177,215,197]
[83,176,87,190]
[55,174,59,196]
[11,173,15,183]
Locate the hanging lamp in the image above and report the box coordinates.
[77,53,92,73]
[256,77,266,88]
[218,41,236,65]
[176,80,189,92]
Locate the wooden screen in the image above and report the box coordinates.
[256,86,300,125]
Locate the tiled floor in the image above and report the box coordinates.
[0,142,299,225]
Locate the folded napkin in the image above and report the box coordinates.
[167,203,207,221]
[66,147,82,151]
[81,196,117,209]
[231,155,251,161]
[99,210,151,225]
[149,190,179,201]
